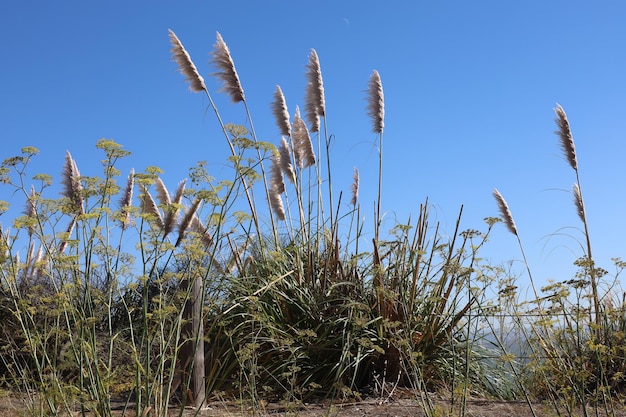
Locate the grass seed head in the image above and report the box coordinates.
[493,188,518,236]
[211,32,245,103]
[305,49,325,132]
[554,104,578,171]
[367,70,385,134]
[168,29,207,93]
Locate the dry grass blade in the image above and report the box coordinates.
[367,70,385,134]
[168,29,207,93]
[292,106,316,168]
[62,151,84,215]
[305,49,325,132]
[268,187,285,220]
[176,198,202,246]
[554,104,578,171]
[119,168,134,229]
[572,183,585,223]
[350,167,359,206]
[278,137,295,183]
[141,186,164,231]
[211,32,245,103]
[493,188,518,236]
[272,85,291,137]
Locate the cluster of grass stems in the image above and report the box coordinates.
[0,30,624,417]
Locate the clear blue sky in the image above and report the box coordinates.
[2,1,626,296]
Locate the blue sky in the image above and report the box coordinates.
[2,1,626,296]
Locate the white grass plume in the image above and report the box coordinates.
[62,151,84,215]
[493,188,518,236]
[367,70,385,134]
[292,106,316,168]
[119,168,134,230]
[211,32,245,103]
[176,198,201,247]
[278,137,295,183]
[272,85,291,137]
[168,29,207,93]
[554,104,578,171]
[141,186,164,231]
[350,167,360,206]
[304,49,325,132]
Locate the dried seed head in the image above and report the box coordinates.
[168,29,207,93]
[25,186,36,236]
[554,104,578,171]
[211,32,245,103]
[58,217,77,254]
[190,215,213,246]
[268,187,285,220]
[305,49,325,132]
[367,70,385,134]
[350,167,360,207]
[176,198,202,247]
[278,137,296,183]
[292,106,316,168]
[119,168,134,230]
[572,183,585,223]
[62,151,84,215]
[141,186,164,231]
[272,85,291,137]
[493,189,518,236]
[270,154,285,195]
[154,177,171,206]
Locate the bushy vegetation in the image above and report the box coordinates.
[0,30,624,417]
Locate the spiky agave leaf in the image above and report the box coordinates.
[554,104,578,171]
[493,189,518,236]
[367,70,385,134]
[304,49,325,132]
[211,32,245,103]
[272,85,291,137]
[168,29,207,93]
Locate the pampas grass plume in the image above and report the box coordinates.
[493,188,518,236]
[168,29,207,93]
[211,32,245,103]
[279,137,295,183]
[367,70,385,134]
[272,85,291,137]
[141,186,164,231]
[269,188,285,220]
[350,167,360,206]
[176,198,201,246]
[573,183,585,223]
[305,49,325,132]
[62,151,84,215]
[554,104,578,171]
[292,106,316,168]
[119,168,134,230]
[270,154,285,195]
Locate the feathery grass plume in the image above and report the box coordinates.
[119,168,134,229]
[572,183,585,223]
[190,215,212,246]
[493,188,518,235]
[268,187,285,220]
[154,177,171,206]
[163,178,187,235]
[554,104,578,171]
[141,186,164,231]
[270,154,285,195]
[25,185,36,236]
[272,85,291,137]
[367,70,385,133]
[350,167,360,206]
[304,49,325,132]
[62,151,84,215]
[168,29,207,93]
[292,106,316,168]
[210,32,245,103]
[278,137,295,183]
[58,217,76,254]
[176,198,201,247]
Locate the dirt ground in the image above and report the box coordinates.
[2,393,626,417]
